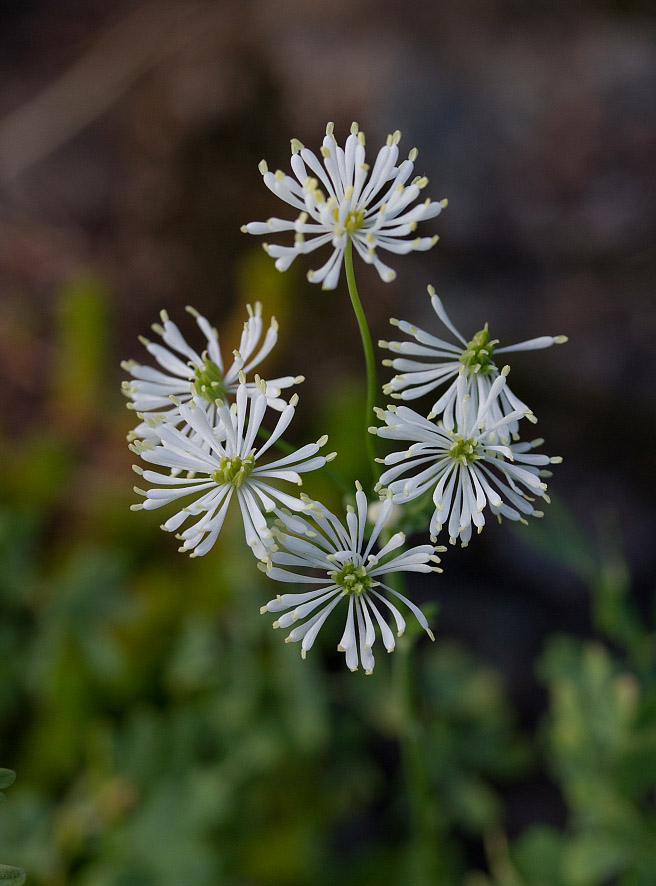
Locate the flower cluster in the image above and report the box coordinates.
[372,284,565,547]
[379,285,567,442]
[125,123,565,672]
[130,380,333,559]
[122,302,302,446]
[373,371,561,546]
[242,122,447,290]
[259,484,440,673]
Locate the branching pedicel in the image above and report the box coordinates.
[126,122,565,672]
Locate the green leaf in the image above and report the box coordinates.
[0,770,15,790]
[564,833,629,885]
[0,866,26,884]
[512,825,565,885]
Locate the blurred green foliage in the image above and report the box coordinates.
[1,275,654,885]
[0,769,26,884]
[470,505,656,886]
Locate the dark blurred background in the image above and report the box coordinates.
[1,2,655,884]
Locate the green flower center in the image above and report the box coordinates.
[449,434,479,465]
[332,560,374,596]
[344,209,365,233]
[332,206,365,234]
[211,455,254,488]
[194,358,227,402]
[459,324,497,375]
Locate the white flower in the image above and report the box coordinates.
[122,303,301,443]
[241,122,447,290]
[372,371,561,546]
[380,285,568,442]
[130,381,334,559]
[259,484,439,673]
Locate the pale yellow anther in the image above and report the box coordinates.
[326,122,334,135]
[290,137,304,153]
[350,121,359,135]
[274,170,286,181]
[440,198,449,208]
[320,145,330,158]
[344,185,354,200]
[409,147,418,161]
[258,159,268,175]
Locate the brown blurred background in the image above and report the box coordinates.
[0,2,655,880]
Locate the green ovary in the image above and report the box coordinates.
[333,560,374,596]
[194,358,227,402]
[449,434,479,465]
[459,324,496,374]
[211,455,254,488]
[332,206,365,234]
[344,209,365,233]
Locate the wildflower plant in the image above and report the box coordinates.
[125,121,565,673]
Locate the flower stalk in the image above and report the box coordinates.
[344,238,380,488]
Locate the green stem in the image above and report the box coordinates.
[391,571,449,885]
[343,238,379,489]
